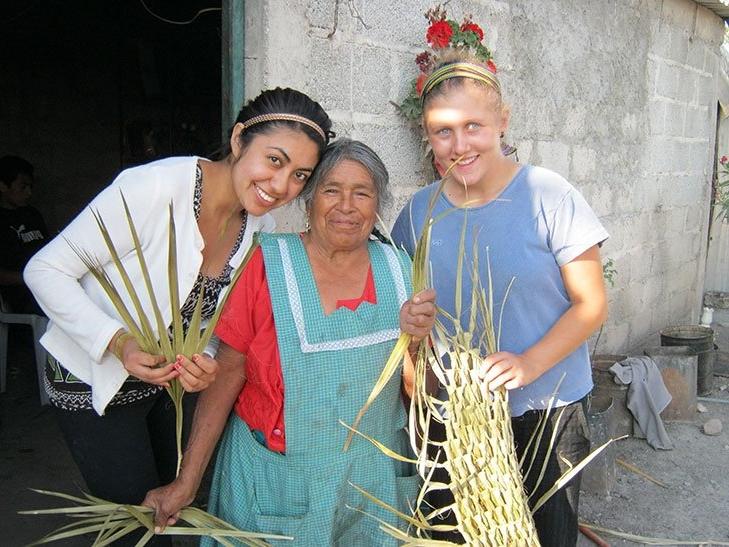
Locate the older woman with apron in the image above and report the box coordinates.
[144,139,436,545]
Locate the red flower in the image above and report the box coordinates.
[415,51,432,72]
[487,59,497,73]
[722,155,728,165]
[426,20,453,48]
[461,22,484,41]
[416,73,427,96]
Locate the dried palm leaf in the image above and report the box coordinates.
[20,489,288,546]
[26,192,264,544]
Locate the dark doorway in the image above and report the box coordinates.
[1,1,222,231]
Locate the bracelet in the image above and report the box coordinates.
[111,331,136,361]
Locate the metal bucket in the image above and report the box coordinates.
[660,326,715,395]
[590,354,631,437]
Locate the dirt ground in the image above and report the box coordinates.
[2,329,728,546]
[577,370,729,547]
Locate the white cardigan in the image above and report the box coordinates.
[24,156,274,414]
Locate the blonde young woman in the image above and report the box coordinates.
[25,88,332,546]
[392,55,608,546]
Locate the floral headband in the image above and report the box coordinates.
[396,5,498,121]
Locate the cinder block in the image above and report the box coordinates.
[704,45,719,74]
[671,140,692,175]
[304,38,354,112]
[648,138,675,174]
[685,204,709,233]
[656,62,679,99]
[560,105,588,142]
[676,69,697,105]
[571,146,597,183]
[670,29,690,65]
[600,321,632,355]
[584,181,613,219]
[696,72,716,106]
[646,56,659,94]
[359,0,433,48]
[665,101,686,138]
[353,45,393,114]
[686,41,705,71]
[536,140,570,179]
[648,99,666,135]
[667,206,688,233]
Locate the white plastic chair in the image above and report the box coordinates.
[0,293,49,405]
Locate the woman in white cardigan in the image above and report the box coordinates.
[24,88,332,546]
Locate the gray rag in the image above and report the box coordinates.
[609,356,673,450]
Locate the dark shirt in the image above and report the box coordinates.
[0,205,48,312]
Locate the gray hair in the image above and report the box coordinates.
[299,138,391,214]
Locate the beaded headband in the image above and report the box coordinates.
[241,113,327,142]
[420,62,501,105]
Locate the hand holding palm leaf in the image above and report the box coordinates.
[21,193,282,546]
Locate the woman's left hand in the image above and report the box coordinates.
[400,288,436,343]
[173,353,219,392]
[478,351,546,391]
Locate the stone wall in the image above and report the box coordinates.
[246,0,725,354]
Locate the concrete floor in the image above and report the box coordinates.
[0,329,202,547]
[0,327,86,546]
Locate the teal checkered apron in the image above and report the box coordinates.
[203,233,420,546]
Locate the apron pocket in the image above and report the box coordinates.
[250,454,310,518]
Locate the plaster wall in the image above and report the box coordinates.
[246,0,725,353]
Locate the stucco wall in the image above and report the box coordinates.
[244,0,725,354]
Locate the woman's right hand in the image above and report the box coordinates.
[116,336,179,387]
[142,478,197,532]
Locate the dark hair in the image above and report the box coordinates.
[223,88,334,157]
[0,155,34,185]
[300,138,391,215]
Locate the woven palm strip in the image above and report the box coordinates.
[435,348,539,546]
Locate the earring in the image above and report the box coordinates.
[304,211,310,231]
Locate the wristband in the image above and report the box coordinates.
[112,331,136,361]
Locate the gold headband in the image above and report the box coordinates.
[420,62,501,104]
[241,113,327,142]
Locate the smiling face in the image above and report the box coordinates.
[308,159,378,252]
[424,80,509,193]
[229,125,321,216]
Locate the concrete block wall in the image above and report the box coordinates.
[244,0,725,354]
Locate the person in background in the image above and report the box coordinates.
[0,155,48,314]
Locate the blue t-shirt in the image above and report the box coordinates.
[391,165,609,417]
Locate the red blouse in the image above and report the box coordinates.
[214,246,376,452]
